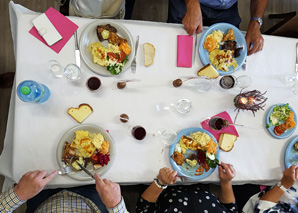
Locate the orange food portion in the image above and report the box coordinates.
[100,141,110,155]
[119,42,131,56]
[203,37,218,52]
[204,140,218,154]
[286,111,296,129]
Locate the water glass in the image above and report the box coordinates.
[292,83,298,95]
[64,64,81,80]
[156,129,177,146]
[173,99,192,114]
[48,60,63,78]
[187,77,213,92]
[281,73,297,86]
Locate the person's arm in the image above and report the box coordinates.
[0,170,57,212]
[94,173,128,213]
[182,0,203,35]
[141,167,177,202]
[259,165,298,203]
[246,0,269,55]
[218,162,236,204]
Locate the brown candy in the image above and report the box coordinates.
[117,82,126,89]
[173,79,183,87]
[119,114,129,123]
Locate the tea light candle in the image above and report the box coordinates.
[239,97,248,105]
[248,96,256,106]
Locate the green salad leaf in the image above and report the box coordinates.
[268,103,290,127]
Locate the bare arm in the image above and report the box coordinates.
[260,165,298,203]
[246,0,269,55]
[141,167,178,202]
[218,162,236,204]
[182,0,203,35]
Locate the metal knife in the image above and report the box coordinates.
[74,31,80,68]
[76,161,94,179]
[296,42,298,74]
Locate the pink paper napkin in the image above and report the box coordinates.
[29,7,78,54]
[177,35,193,68]
[200,111,239,142]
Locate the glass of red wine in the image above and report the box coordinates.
[86,76,101,91]
[219,75,251,89]
[128,124,146,140]
[207,117,244,131]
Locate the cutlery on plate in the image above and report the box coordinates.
[242,58,247,71]
[131,35,139,73]
[74,30,80,68]
[57,166,72,175]
[295,42,298,78]
[76,161,95,179]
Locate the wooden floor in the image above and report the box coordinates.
[0,0,297,212]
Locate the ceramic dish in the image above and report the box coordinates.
[169,127,219,181]
[79,20,135,76]
[198,23,247,75]
[56,124,115,181]
[284,136,298,169]
[266,104,297,139]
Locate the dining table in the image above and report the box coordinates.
[1,1,298,190]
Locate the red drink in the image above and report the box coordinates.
[87,77,101,91]
[131,126,146,140]
[219,75,236,89]
[208,117,228,131]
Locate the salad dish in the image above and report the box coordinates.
[284,136,298,169]
[79,20,135,76]
[57,124,115,181]
[266,103,297,139]
[198,23,247,75]
[169,127,219,181]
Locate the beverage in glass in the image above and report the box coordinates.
[131,125,146,140]
[87,77,101,91]
[208,117,229,131]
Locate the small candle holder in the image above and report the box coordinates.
[234,90,268,121]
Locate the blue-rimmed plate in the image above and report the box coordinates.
[266,104,297,139]
[169,127,219,181]
[198,23,247,75]
[284,136,298,169]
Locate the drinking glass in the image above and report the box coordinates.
[64,64,81,80]
[172,99,192,114]
[186,77,213,93]
[281,73,297,86]
[86,77,101,91]
[292,83,298,95]
[128,124,146,140]
[207,117,244,131]
[48,60,63,78]
[219,75,251,89]
[156,129,177,146]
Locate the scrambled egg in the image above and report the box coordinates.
[72,156,84,170]
[186,159,198,167]
[209,49,238,72]
[179,135,200,154]
[203,30,223,52]
[89,42,120,66]
[190,132,212,147]
[70,130,107,158]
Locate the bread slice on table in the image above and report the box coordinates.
[144,43,155,67]
[218,133,237,152]
[197,64,219,79]
[67,104,93,123]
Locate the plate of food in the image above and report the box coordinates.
[284,136,298,169]
[57,124,115,180]
[198,23,247,75]
[79,20,135,76]
[266,103,297,139]
[169,127,220,181]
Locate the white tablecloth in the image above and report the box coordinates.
[1,1,298,189]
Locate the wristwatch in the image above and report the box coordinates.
[250,17,263,26]
[276,181,287,192]
[154,178,168,189]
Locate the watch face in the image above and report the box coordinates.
[277,181,281,187]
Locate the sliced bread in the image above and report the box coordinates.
[68,104,93,123]
[218,133,237,152]
[144,43,155,66]
[197,64,219,79]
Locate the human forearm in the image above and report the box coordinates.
[218,181,235,204]
[250,0,268,18]
[259,185,285,203]
[140,182,164,203]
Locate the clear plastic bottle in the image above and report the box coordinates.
[17,80,51,103]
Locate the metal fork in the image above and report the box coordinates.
[242,58,247,71]
[57,166,72,175]
[131,35,139,73]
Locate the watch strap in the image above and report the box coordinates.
[277,181,287,192]
[250,17,263,26]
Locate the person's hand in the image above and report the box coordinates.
[245,21,264,56]
[182,0,203,35]
[14,170,57,201]
[218,162,236,185]
[280,165,298,189]
[157,167,178,185]
[94,173,122,209]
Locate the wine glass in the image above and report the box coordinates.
[219,75,251,89]
[281,72,297,86]
[208,117,244,131]
[128,123,146,140]
[64,64,81,80]
[186,77,214,93]
[172,99,192,114]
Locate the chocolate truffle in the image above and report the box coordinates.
[173,79,182,87]
[117,81,126,89]
[119,114,129,123]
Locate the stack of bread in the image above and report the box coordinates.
[218,133,237,152]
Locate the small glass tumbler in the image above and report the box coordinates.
[64,64,81,80]
[173,99,192,114]
[219,75,251,89]
[86,77,101,91]
[156,129,177,146]
[128,124,146,140]
[292,83,298,95]
[48,60,63,78]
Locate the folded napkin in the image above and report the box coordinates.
[200,111,239,142]
[177,35,193,68]
[29,7,78,53]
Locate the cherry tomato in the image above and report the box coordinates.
[90,153,98,163]
[118,51,126,63]
[107,52,117,60]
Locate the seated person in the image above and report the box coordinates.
[136,162,238,212]
[0,170,128,212]
[243,165,298,212]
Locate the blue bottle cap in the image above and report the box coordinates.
[20,86,30,95]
